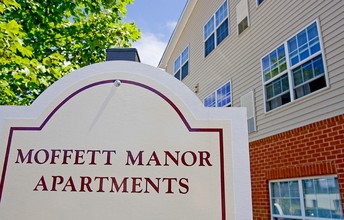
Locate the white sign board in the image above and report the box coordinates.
[0,61,252,219]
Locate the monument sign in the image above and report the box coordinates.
[0,61,252,219]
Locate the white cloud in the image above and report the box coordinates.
[132,32,167,67]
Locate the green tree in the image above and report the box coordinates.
[0,0,140,105]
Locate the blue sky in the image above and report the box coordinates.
[125,0,188,67]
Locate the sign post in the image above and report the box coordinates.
[0,61,252,219]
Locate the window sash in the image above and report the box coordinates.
[293,55,325,88]
[215,1,228,26]
[205,34,215,57]
[204,92,216,107]
[204,17,215,40]
[174,56,180,72]
[287,22,320,67]
[181,61,189,80]
[217,82,231,107]
[216,18,229,46]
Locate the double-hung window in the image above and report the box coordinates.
[204,81,231,107]
[174,47,189,81]
[261,20,327,112]
[204,1,229,57]
[270,176,343,219]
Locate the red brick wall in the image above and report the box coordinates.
[250,114,344,219]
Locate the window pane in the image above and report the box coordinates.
[290,53,300,66]
[297,30,307,48]
[216,18,229,46]
[217,82,231,107]
[204,92,216,107]
[174,70,181,80]
[293,68,303,86]
[290,198,302,216]
[272,182,280,197]
[205,34,215,57]
[181,61,188,80]
[299,44,310,62]
[303,61,314,81]
[310,39,320,55]
[277,45,286,58]
[307,22,318,40]
[204,17,214,39]
[266,84,273,99]
[313,55,325,76]
[273,79,282,95]
[181,47,189,64]
[277,46,287,73]
[270,50,278,67]
[303,177,343,219]
[281,73,289,91]
[271,180,301,216]
[262,55,270,72]
[174,56,180,72]
[257,0,265,5]
[215,1,228,26]
[288,38,298,55]
[290,181,300,197]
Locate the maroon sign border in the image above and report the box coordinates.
[0,79,226,219]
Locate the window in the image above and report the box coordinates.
[174,47,189,80]
[237,0,250,35]
[270,176,343,219]
[204,1,229,57]
[257,0,265,6]
[238,17,249,35]
[241,91,256,133]
[204,81,231,107]
[261,20,327,112]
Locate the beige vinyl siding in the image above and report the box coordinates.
[162,0,344,141]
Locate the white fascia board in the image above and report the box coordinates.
[158,0,197,69]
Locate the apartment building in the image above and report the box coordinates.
[159,0,344,219]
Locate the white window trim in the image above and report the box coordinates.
[203,80,232,107]
[261,19,329,113]
[269,175,340,220]
[203,0,229,57]
[173,45,189,81]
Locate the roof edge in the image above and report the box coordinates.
[158,0,197,69]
